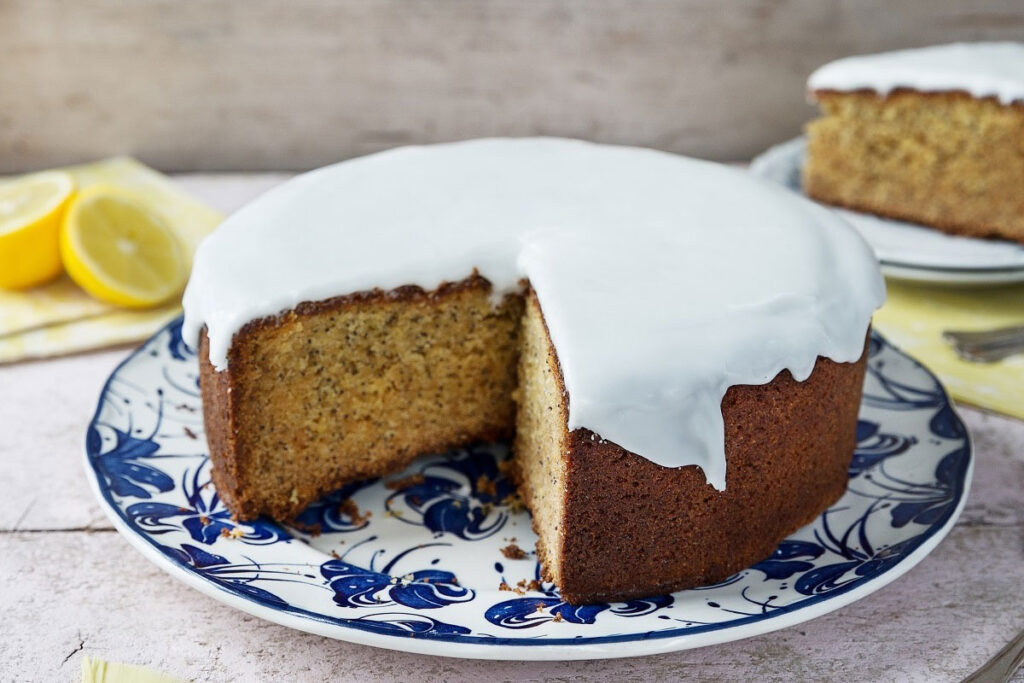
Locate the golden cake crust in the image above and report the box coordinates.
[517,292,867,604]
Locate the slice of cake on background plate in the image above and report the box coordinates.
[804,42,1024,245]
[183,138,884,604]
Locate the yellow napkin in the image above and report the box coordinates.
[0,158,222,363]
[873,280,1024,420]
[81,656,187,683]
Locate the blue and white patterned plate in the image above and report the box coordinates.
[84,318,972,660]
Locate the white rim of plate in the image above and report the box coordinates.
[83,320,974,660]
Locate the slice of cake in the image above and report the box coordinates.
[804,42,1024,244]
[184,138,884,604]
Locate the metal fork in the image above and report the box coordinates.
[942,324,1024,363]
[963,627,1024,683]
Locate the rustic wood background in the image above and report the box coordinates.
[2,0,1024,172]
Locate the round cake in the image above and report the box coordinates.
[183,138,885,604]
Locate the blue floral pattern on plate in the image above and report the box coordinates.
[83,318,972,659]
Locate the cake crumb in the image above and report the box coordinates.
[497,459,518,480]
[385,508,404,518]
[338,498,370,525]
[219,526,244,540]
[199,515,211,526]
[551,612,563,623]
[330,550,340,559]
[501,492,525,513]
[498,578,541,596]
[476,474,497,497]
[384,473,426,490]
[500,544,528,560]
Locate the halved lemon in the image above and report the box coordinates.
[0,170,76,289]
[60,186,187,308]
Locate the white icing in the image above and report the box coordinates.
[808,42,1024,105]
[183,138,884,490]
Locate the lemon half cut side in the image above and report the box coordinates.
[0,170,76,289]
[61,186,187,308]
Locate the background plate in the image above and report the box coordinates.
[85,318,972,660]
[749,138,1024,285]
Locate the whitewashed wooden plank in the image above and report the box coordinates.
[2,1,1024,172]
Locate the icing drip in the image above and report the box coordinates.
[183,138,884,489]
[808,42,1024,105]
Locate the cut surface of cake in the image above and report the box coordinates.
[183,138,884,604]
[804,42,1024,244]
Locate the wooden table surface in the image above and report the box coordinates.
[0,175,1021,682]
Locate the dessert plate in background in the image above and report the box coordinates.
[84,318,972,660]
[750,138,1024,285]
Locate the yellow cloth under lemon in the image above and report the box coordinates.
[873,280,1024,421]
[81,656,186,683]
[0,158,221,363]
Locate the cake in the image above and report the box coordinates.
[183,138,884,604]
[804,42,1024,244]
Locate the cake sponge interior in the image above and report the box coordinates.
[201,276,525,521]
[805,90,1024,242]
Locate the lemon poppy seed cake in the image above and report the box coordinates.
[805,42,1024,244]
[183,138,884,604]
